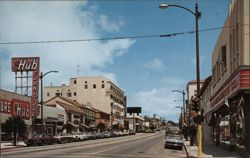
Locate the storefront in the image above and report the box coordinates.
[208,69,250,157]
[0,89,33,135]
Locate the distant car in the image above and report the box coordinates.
[129,130,136,135]
[54,133,74,144]
[164,134,183,150]
[26,134,57,146]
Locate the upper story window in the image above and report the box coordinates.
[74,92,77,96]
[221,45,227,70]
[74,80,77,84]
[67,92,71,97]
[102,84,105,88]
[55,92,60,96]
[85,84,88,89]
[93,84,96,89]
[47,93,50,97]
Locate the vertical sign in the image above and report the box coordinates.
[11,57,40,117]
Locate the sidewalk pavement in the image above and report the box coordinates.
[184,140,242,158]
[1,141,26,151]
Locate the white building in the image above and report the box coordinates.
[44,76,126,128]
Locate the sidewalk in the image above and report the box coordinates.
[184,141,242,158]
[0,141,26,151]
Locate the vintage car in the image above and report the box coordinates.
[164,134,183,150]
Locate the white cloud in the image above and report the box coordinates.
[98,15,124,32]
[144,58,165,71]
[0,1,134,90]
[131,77,186,122]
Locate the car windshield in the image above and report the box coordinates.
[0,1,244,158]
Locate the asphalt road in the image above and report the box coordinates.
[2,132,188,158]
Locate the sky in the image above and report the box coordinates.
[0,0,232,122]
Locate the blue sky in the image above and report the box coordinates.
[0,0,231,122]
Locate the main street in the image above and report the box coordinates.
[2,132,187,158]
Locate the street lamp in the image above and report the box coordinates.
[172,90,186,124]
[175,106,183,128]
[40,70,58,134]
[160,3,202,157]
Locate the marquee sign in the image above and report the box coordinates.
[0,99,31,120]
[11,57,40,117]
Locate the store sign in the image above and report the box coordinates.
[12,57,39,72]
[0,99,31,120]
[211,71,240,108]
[11,57,40,117]
[0,100,12,114]
[12,99,31,119]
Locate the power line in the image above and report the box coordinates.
[0,23,248,45]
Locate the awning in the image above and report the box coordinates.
[79,123,89,129]
[67,122,78,128]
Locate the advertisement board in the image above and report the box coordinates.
[0,99,31,120]
[11,57,40,117]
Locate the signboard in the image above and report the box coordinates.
[12,99,31,119]
[0,100,12,114]
[127,107,141,114]
[0,99,31,120]
[11,57,40,117]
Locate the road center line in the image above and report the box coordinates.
[90,146,119,155]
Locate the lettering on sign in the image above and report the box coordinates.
[12,57,39,72]
[12,99,31,119]
[11,57,40,117]
[0,100,12,114]
[211,71,240,108]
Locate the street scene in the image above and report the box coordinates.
[0,0,250,158]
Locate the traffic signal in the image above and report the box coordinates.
[191,95,199,112]
[194,110,204,124]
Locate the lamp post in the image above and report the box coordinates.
[175,106,183,129]
[160,3,202,158]
[110,102,113,132]
[172,90,186,124]
[40,70,58,134]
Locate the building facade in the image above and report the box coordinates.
[126,113,144,132]
[186,80,204,125]
[44,76,126,128]
[44,96,95,133]
[204,0,250,157]
[0,89,33,137]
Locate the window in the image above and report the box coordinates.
[67,92,72,97]
[221,45,227,67]
[55,92,60,96]
[102,84,105,88]
[102,80,104,83]
[47,93,50,97]
[93,84,96,89]
[74,92,77,96]
[74,80,77,84]
[85,84,88,89]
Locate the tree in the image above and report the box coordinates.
[2,116,27,146]
[97,122,106,132]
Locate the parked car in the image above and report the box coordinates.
[164,134,183,150]
[72,132,86,141]
[26,134,57,146]
[54,133,74,144]
[129,130,136,135]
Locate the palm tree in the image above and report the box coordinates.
[2,116,27,146]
